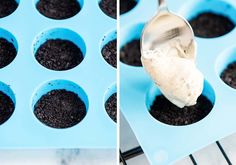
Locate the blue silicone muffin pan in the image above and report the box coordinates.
[120,0,236,164]
[0,0,116,148]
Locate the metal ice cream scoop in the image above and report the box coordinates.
[141,0,196,59]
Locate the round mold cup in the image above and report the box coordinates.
[32,80,89,128]
[179,0,236,38]
[0,0,20,19]
[100,30,117,68]
[0,28,18,69]
[120,0,140,16]
[14,0,20,5]
[0,81,16,125]
[34,0,84,20]
[33,28,86,71]
[104,83,117,123]
[120,22,145,67]
[97,0,117,19]
[146,80,216,126]
[216,45,236,89]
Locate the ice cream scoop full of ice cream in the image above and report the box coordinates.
[141,39,204,108]
[141,0,204,108]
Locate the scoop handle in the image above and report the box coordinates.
[158,0,168,11]
[158,0,165,5]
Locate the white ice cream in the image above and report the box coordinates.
[141,39,204,108]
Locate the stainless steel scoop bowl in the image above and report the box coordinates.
[141,0,196,59]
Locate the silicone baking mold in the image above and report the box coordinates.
[0,0,116,148]
[120,0,236,164]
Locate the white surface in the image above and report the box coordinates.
[120,113,139,152]
[126,154,149,165]
[173,157,193,165]
[193,143,228,165]
[120,111,236,165]
[0,149,116,165]
[220,133,236,164]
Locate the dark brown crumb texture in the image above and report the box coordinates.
[0,38,17,69]
[99,0,117,19]
[35,39,83,71]
[0,0,18,18]
[0,91,15,125]
[34,89,86,128]
[102,39,117,68]
[105,93,117,122]
[36,0,81,20]
[149,95,213,126]
[120,0,137,15]
[189,12,235,38]
[221,61,236,89]
[120,39,142,66]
